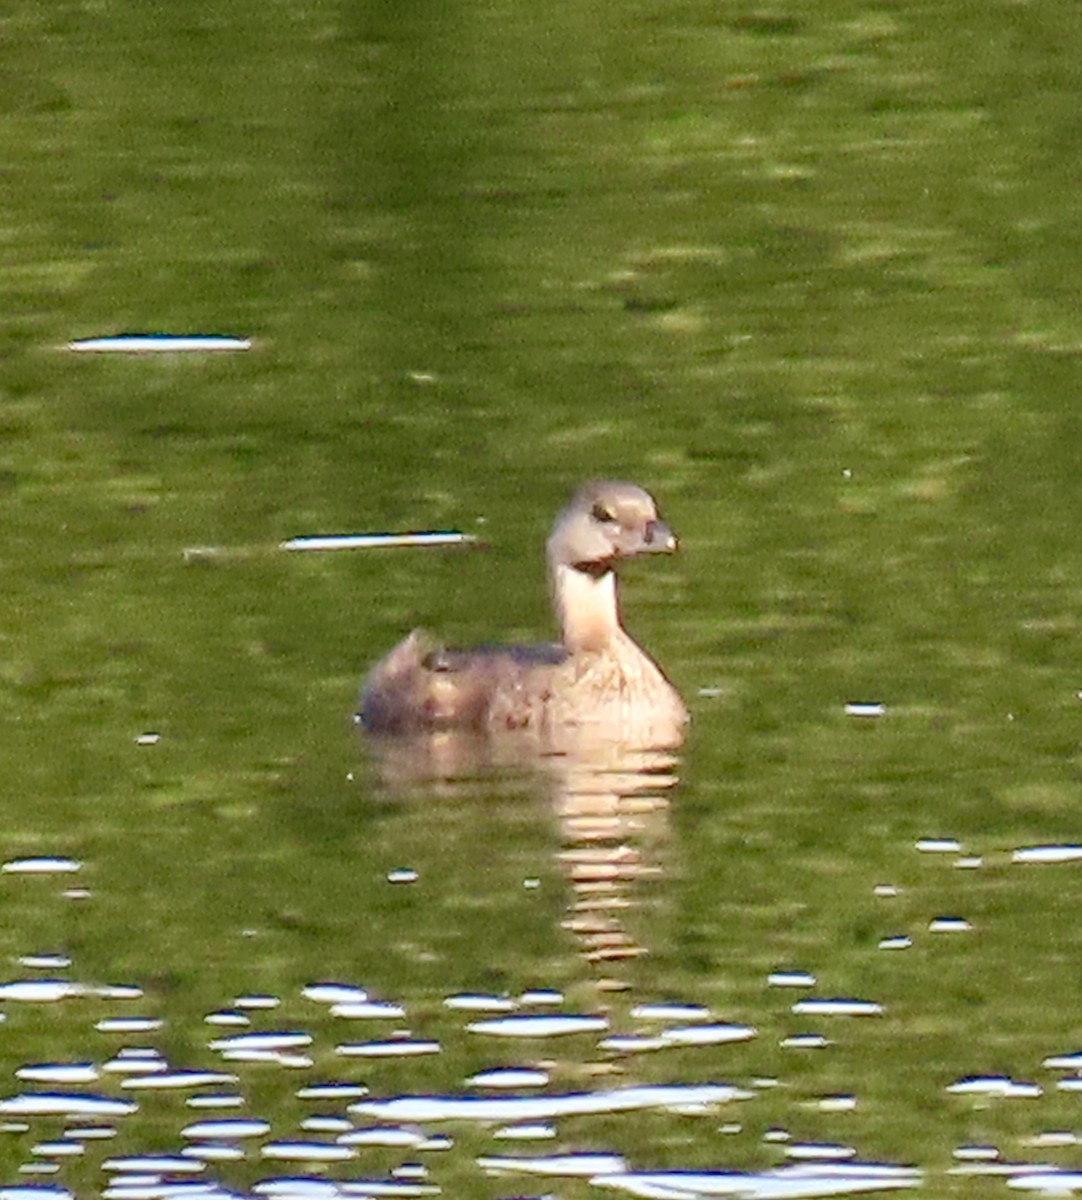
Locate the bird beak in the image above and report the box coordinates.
[640,519,678,554]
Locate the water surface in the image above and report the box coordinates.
[3,0,1082,1195]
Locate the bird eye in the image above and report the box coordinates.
[591,503,616,523]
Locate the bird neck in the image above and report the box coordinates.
[551,561,623,653]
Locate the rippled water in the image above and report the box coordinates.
[8,744,1082,1197]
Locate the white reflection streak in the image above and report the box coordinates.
[353,1083,750,1123]
[591,1165,923,1200]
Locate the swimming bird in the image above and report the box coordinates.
[358,481,688,748]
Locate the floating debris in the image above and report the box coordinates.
[281,533,475,553]
[844,703,885,718]
[68,335,251,353]
[352,1083,750,1123]
[2,858,82,875]
[954,857,984,870]
[1012,846,1082,865]
[791,999,883,1018]
[873,885,900,898]
[387,869,419,884]
[180,1118,271,1140]
[134,733,160,746]
[878,936,912,951]
[816,1096,857,1113]
[467,1014,608,1038]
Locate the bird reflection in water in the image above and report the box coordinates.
[361,724,681,972]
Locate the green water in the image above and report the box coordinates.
[4,0,1082,1193]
